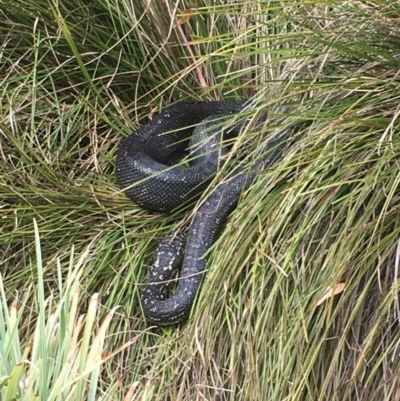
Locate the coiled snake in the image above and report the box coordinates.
[116,100,289,325]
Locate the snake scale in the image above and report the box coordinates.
[116,100,289,325]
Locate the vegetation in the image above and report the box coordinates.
[1,0,400,400]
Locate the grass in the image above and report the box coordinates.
[1,0,400,400]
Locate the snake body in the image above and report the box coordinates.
[116,100,288,325]
[116,101,247,212]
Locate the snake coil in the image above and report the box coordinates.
[116,100,289,325]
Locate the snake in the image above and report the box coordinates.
[116,100,290,325]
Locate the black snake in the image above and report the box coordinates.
[116,100,289,325]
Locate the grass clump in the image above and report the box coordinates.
[1,0,400,400]
[0,221,140,400]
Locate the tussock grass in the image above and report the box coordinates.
[1,0,400,400]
